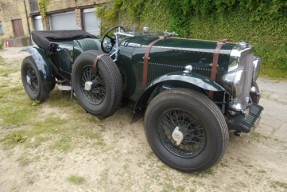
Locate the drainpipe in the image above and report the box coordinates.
[23,0,31,44]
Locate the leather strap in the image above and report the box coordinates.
[142,36,164,88]
[93,54,107,72]
[211,39,228,81]
[209,39,228,98]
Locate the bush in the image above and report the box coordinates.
[97,0,287,78]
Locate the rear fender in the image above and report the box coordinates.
[22,47,55,90]
[132,72,225,121]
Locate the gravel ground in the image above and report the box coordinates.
[0,47,286,192]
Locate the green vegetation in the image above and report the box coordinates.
[38,0,50,29]
[38,0,50,18]
[0,56,106,152]
[97,0,287,78]
[271,180,287,190]
[67,175,86,185]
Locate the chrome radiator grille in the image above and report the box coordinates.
[238,52,254,108]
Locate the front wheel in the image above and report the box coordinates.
[144,89,229,172]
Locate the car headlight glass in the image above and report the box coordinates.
[253,56,261,81]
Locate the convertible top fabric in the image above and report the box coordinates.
[32,30,97,51]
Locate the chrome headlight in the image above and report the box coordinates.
[222,67,246,98]
[252,56,261,80]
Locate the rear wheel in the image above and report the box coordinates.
[144,89,229,172]
[21,56,49,102]
[72,51,123,118]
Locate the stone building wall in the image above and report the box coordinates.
[44,0,107,30]
[0,0,107,46]
[0,0,30,39]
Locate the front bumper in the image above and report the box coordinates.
[227,104,264,133]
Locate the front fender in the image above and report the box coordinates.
[22,47,55,90]
[132,72,225,121]
[145,72,224,92]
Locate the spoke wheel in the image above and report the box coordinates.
[144,88,229,172]
[26,66,39,94]
[72,50,123,118]
[158,109,206,158]
[80,66,106,105]
[21,56,50,102]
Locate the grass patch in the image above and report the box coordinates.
[0,68,18,76]
[0,54,105,154]
[195,168,215,177]
[271,181,287,190]
[2,131,27,146]
[17,152,33,166]
[52,136,74,152]
[251,131,268,141]
[67,175,86,185]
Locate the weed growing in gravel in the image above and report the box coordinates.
[67,175,86,185]
[52,136,74,152]
[17,152,32,166]
[271,181,287,190]
[2,131,26,146]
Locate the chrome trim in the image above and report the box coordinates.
[250,86,257,93]
[225,41,255,112]
[229,41,253,72]
[183,65,193,73]
[222,67,245,97]
[252,56,261,80]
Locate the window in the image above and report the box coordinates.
[29,0,39,13]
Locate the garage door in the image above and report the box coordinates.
[50,11,77,30]
[33,15,43,31]
[83,8,101,36]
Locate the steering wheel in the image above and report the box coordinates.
[101,26,126,53]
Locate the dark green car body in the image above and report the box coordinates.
[117,36,233,101]
[22,28,263,172]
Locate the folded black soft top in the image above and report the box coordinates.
[32,30,97,51]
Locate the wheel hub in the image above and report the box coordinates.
[84,81,93,91]
[26,75,31,85]
[172,127,184,146]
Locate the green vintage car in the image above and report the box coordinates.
[21,26,263,172]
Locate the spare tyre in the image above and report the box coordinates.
[72,50,123,118]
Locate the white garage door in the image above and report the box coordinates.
[83,8,101,36]
[34,15,43,31]
[50,11,77,30]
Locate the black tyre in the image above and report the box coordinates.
[72,50,123,118]
[144,89,229,172]
[21,56,49,102]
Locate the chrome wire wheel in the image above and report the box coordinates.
[158,109,206,158]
